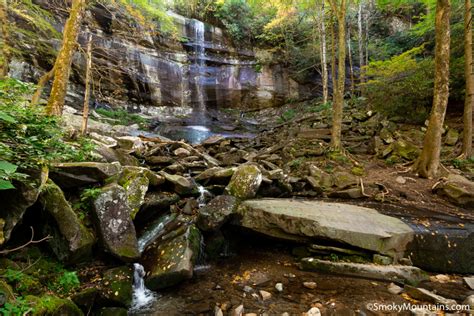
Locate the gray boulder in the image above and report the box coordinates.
[433,174,474,208]
[225,165,262,199]
[50,162,121,189]
[92,184,140,261]
[197,195,239,231]
[160,172,197,195]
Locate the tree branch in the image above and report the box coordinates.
[0,227,51,255]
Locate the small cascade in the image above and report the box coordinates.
[130,263,157,311]
[191,19,207,119]
[197,185,212,208]
[193,234,211,272]
[137,214,175,253]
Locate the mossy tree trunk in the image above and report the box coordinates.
[31,68,54,106]
[461,0,473,158]
[328,0,347,150]
[320,1,329,104]
[81,34,92,135]
[414,0,451,178]
[46,0,86,116]
[0,0,10,79]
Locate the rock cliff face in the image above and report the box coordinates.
[11,2,313,118]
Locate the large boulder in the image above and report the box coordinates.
[160,172,197,196]
[236,199,414,259]
[26,295,83,315]
[50,162,121,189]
[433,174,474,208]
[39,180,95,263]
[143,225,201,290]
[118,167,150,219]
[92,184,140,261]
[197,195,239,231]
[0,180,39,243]
[225,165,262,199]
[100,266,133,308]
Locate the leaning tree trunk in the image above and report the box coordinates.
[46,0,86,116]
[31,68,54,106]
[461,0,473,158]
[320,1,329,104]
[328,0,347,150]
[414,0,451,178]
[81,34,92,135]
[358,1,365,88]
[0,0,10,79]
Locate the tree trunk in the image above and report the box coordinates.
[328,0,347,150]
[31,68,54,106]
[81,34,92,135]
[358,1,365,88]
[320,1,329,104]
[0,0,10,79]
[461,0,473,157]
[46,0,86,116]
[347,23,355,95]
[414,0,451,178]
[330,14,337,100]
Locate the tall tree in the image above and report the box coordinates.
[414,0,451,178]
[46,0,86,116]
[357,0,364,87]
[81,34,92,135]
[460,0,473,158]
[328,0,347,150]
[320,1,329,104]
[0,0,10,79]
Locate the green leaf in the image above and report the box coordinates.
[0,179,15,190]
[0,112,17,123]
[0,160,18,173]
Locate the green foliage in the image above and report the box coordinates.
[277,109,296,123]
[0,79,95,172]
[0,160,28,190]
[73,187,102,216]
[0,296,32,315]
[362,45,433,122]
[95,108,149,127]
[49,272,80,294]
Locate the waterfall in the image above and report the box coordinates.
[137,214,175,253]
[193,234,211,272]
[197,185,212,208]
[191,19,207,118]
[130,263,157,311]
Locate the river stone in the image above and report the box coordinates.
[118,167,150,219]
[464,277,474,290]
[332,171,358,190]
[160,171,198,196]
[225,165,262,199]
[26,295,83,315]
[39,180,95,263]
[301,258,428,285]
[89,132,117,147]
[116,136,144,153]
[433,174,474,207]
[197,195,239,231]
[405,285,457,306]
[143,225,201,290]
[50,162,121,189]
[464,295,474,311]
[236,199,414,259]
[92,184,139,261]
[195,167,236,184]
[100,266,133,308]
[0,179,40,243]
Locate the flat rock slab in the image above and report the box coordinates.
[236,199,414,258]
[301,258,428,285]
[50,162,121,189]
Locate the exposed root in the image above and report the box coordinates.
[359,178,371,198]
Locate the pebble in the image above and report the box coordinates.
[284,273,296,278]
[232,304,244,316]
[387,282,403,295]
[430,274,450,283]
[275,283,283,292]
[215,306,223,316]
[463,295,474,310]
[395,176,406,184]
[303,281,317,289]
[281,313,290,316]
[260,290,272,301]
[464,277,474,290]
[306,307,321,316]
[243,285,253,293]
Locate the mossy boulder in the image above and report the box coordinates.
[444,129,459,146]
[332,171,358,190]
[0,280,14,306]
[433,174,474,208]
[0,179,39,243]
[143,225,201,290]
[92,184,140,262]
[118,167,150,219]
[225,165,262,199]
[71,287,99,313]
[195,167,236,185]
[27,295,83,316]
[100,266,133,308]
[197,195,239,231]
[49,162,121,189]
[136,191,180,223]
[160,172,198,196]
[39,180,95,263]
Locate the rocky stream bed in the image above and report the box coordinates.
[0,104,473,315]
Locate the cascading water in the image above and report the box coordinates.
[130,263,157,311]
[193,233,211,272]
[137,214,176,253]
[197,185,212,208]
[191,19,207,119]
